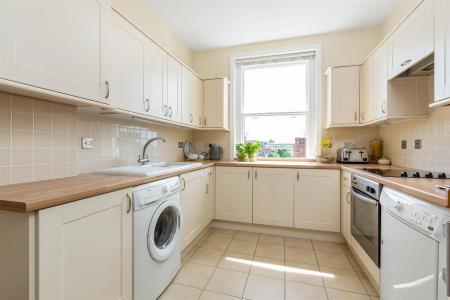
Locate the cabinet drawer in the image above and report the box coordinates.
[341,171,351,188]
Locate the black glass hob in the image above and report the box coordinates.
[361,168,447,179]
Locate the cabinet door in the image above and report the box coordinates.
[37,189,132,300]
[387,0,433,79]
[110,11,145,114]
[202,167,215,226]
[253,168,294,227]
[166,56,181,122]
[341,184,352,242]
[192,76,204,127]
[144,41,165,118]
[327,66,360,125]
[373,43,388,119]
[435,0,450,101]
[203,78,230,129]
[12,0,110,103]
[294,169,340,232]
[181,67,192,125]
[215,167,253,223]
[0,2,14,80]
[360,57,374,123]
[180,170,204,249]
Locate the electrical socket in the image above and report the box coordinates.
[81,137,93,149]
[178,142,185,148]
[401,140,407,149]
[414,139,422,149]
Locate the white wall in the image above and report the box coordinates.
[380,0,422,37]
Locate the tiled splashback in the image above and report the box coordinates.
[321,127,381,157]
[0,92,193,185]
[381,106,450,173]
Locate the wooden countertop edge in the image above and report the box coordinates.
[1,161,448,213]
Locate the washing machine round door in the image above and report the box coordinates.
[147,199,181,261]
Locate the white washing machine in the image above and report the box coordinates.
[380,187,450,300]
[132,177,182,300]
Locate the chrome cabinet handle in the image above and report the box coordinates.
[105,81,110,99]
[205,184,209,194]
[204,117,207,126]
[163,105,168,117]
[296,171,299,181]
[144,99,150,112]
[254,169,257,180]
[189,113,193,123]
[346,191,351,204]
[401,59,412,67]
[168,106,173,118]
[381,101,386,114]
[126,193,132,214]
[354,111,358,122]
[180,177,186,191]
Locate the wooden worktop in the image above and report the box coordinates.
[1,160,449,213]
[341,164,450,207]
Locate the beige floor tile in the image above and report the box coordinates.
[182,246,198,262]
[202,236,232,251]
[285,246,317,265]
[234,231,260,242]
[227,240,257,255]
[194,234,210,247]
[347,252,364,272]
[243,274,284,300]
[173,262,215,289]
[370,297,380,300]
[357,272,379,296]
[312,240,345,253]
[315,250,353,270]
[189,248,224,267]
[250,256,285,279]
[259,234,285,245]
[255,243,285,260]
[285,261,323,286]
[285,237,313,249]
[285,280,327,300]
[210,228,236,239]
[321,267,367,294]
[218,252,253,273]
[326,288,371,300]
[205,268,248,298]
[199,290,240,300]
[158,283,202,300]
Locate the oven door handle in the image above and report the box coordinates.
[351,189,378,206]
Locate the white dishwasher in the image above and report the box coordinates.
[380,187,450,300]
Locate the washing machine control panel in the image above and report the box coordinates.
[132,177,181,210]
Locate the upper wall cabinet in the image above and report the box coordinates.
[372,42,388,120]
[360,56,375,123]
[0,0,111,103]
[325,66,360,127]
[181,66,203,127]
[144,40,166,119]
[434,0,450,103]
[203,78,230,130]
[387,0,433,79]
[165,56,182,122]
[110,11,145,114]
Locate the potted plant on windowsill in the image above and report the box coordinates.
[316,137,335,163]
[235,143,247,162]
[244,141,261,162]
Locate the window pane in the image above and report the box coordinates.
[243,115,307,158]
[243,62,308,114]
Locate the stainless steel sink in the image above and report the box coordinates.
[96,162,202,176]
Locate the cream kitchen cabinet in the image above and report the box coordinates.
[252,168,294,227]
[165,56,182,122]
[203,78,230,129]
[37,189,132,300]
[202,167,215,226]
[192,76,204,127]
[340,171,352,242]
[1,0,111,103]
[360,56,374,123]
[181,66,204,127]
[387,0,433,79]
[294,169,340,232]
[144,40,166,119]
[215,167,253,223]
[434,0,450,103]
[110,11,145,114]
[325,66,360,127]
[373,42,388,120]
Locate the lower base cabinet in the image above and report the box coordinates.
[294,169,340,232]
[341,171,352,241]
[37,189,133,300]
[180,167,215,249]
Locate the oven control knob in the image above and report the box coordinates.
[413,172,421,178]
[425,172,434,178]
[438,173,447,179]
[400,171,408,177]
[393,201,404,211]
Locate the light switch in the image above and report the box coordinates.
[82,137,93,149]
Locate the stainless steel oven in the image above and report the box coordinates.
[351,174,382,267]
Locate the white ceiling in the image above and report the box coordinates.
[144,0,397,51]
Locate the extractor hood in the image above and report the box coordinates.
[402,55,434,77]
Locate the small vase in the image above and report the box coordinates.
[248,155,255,162]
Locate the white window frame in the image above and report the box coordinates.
[229,45,322,159]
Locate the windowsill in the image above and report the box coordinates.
[247,157,318,162]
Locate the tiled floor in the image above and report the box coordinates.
[158,228,379,300]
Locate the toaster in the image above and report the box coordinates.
[336,148,368,163]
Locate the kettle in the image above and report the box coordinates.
[209,144,223,160]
